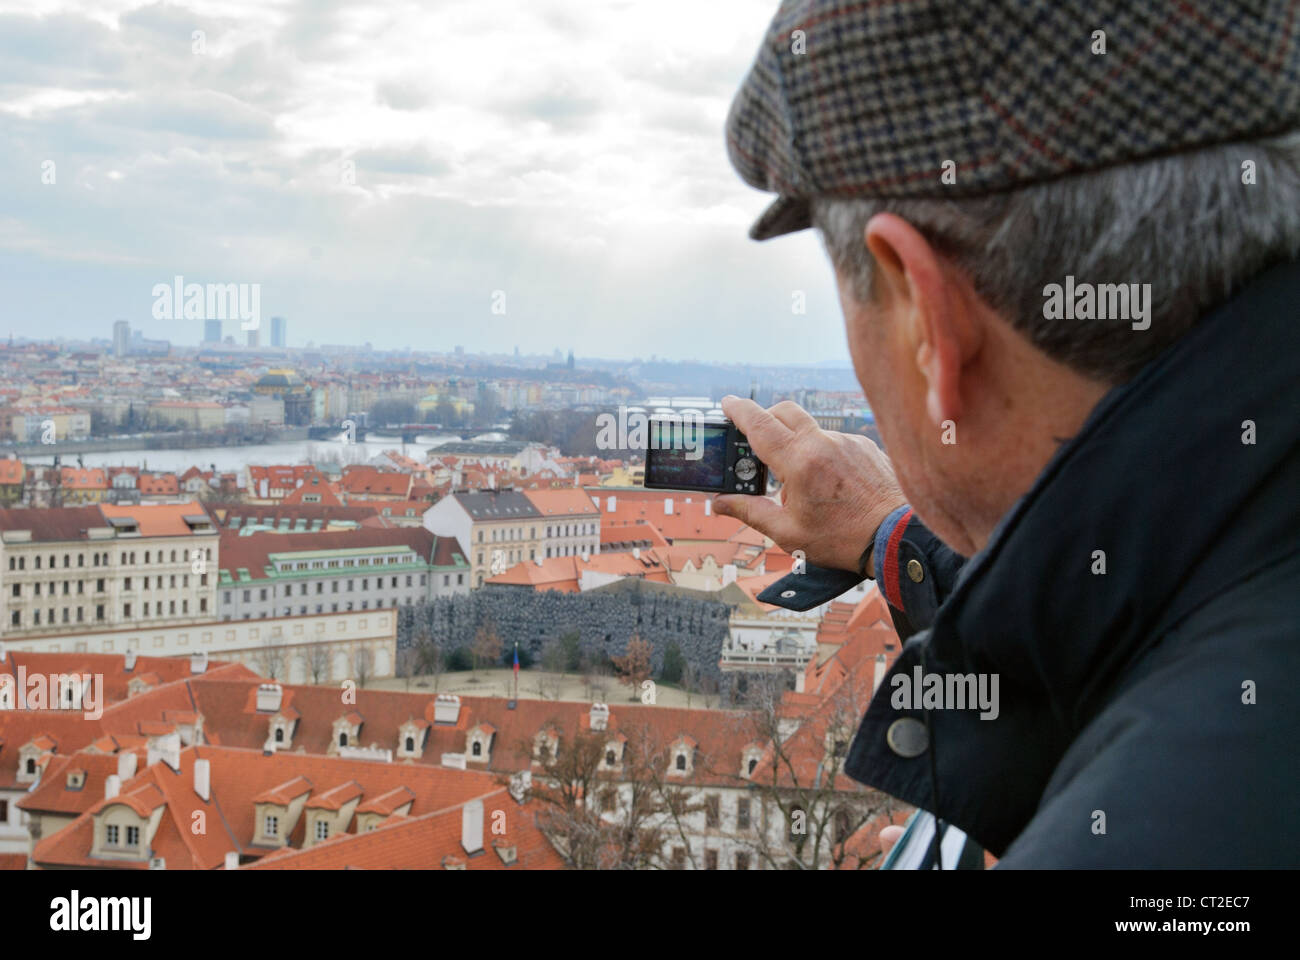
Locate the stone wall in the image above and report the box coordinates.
[396,580,734,686]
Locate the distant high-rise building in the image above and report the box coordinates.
[270,316,286,348]
[203,319,222,344]
[247,327,260,348]
[112,320,130,357]
[567,349,574,370]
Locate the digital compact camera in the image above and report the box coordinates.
[642,416,768,495]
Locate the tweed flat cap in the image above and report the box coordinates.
[727,0,1300,240]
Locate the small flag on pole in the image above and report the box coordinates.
[513,642,519,675]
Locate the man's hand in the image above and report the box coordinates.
[713,396,906,573]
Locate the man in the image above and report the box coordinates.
[714,0,1300,867]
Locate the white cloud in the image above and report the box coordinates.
[0,0,847,363]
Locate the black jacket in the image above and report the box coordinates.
[760,258,1300,867]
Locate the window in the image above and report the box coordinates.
[704,849,719,870]
[125,826,140,847]
[406,737,415,752]
[675,753,686,771]
[471,741,482,757]
[605,749,616,766]
[25,758,35,775]
[0,799,7,822]
[339,732,348,747]
[264,815,279,837]
[748,758,758,775]
[315,820,329,841]
[275,728,284,743]
[106,824,119,845]
[737,798,751,830]
[705,795,720,828]
[735,851,750,871]
[600,789,616,813]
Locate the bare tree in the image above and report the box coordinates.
[512,721,704,870]
[682,662,700,709]
[396,645,419,691]
[303,644,330,685]
[538,639,566,700]
[470,624,502,677]
[612,636,653,702]
[353,647,373,689]
[717,671,897,870]
[255,637,285,680]
[412,631,443,691]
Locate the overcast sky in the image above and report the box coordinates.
[0,0,852,364]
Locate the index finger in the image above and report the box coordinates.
[720,395,794,463]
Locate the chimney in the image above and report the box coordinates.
[434,693,461,724]
[590,702,609,731]
[872,653,888,695]
[194,758,210,801]
[105,774,121,800]
[704,498,711,516]
[461,798,484,855]
[664,497,673,515]
[256,683,283,713]
[224,852,239,871]
[606,495,616,513]
[117,752,138,781]
[123,650,137,671]
[190,651,208,675]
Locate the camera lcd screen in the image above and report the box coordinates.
[645,420,728,489]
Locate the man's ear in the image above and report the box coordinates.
[864,212,973,427]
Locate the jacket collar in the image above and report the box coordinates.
[943,256,1300,724]
[845,257,1300,853]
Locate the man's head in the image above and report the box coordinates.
[813,133,1300,552]
[727,0,1300,552]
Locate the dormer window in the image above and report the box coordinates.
[406,736,416,752]
[748,758,758,775]
[472,741,481,757]
[264,815,279,837]
[275,728,284,743]
[675,754,686,771]
[339,732,347,747]
[106,824,119,845]
[315,820,329,841]
[126,826,140,847]
[25,758,35,775]
[605,750,616,766]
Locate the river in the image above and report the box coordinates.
[67,433,466,474]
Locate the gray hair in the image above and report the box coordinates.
[812,131,1300,383]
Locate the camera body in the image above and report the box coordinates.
[642,415,768,494]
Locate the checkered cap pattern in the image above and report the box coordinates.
[727,0,1300,239]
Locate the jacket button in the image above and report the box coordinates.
[906,559,924,583]
[886,718,928,758]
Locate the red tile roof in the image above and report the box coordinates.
[99,500,208,537]
[521,488,598,517]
